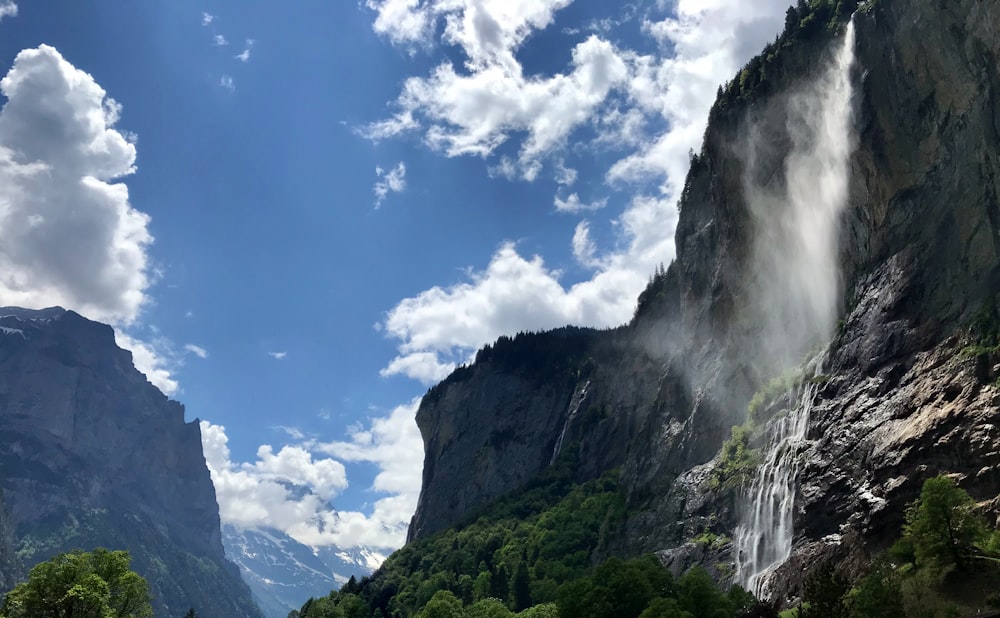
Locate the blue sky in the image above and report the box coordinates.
[0,0,790,556]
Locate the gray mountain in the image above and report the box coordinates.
[0,307,263,617]
[223,523,377,618]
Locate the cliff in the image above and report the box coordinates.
[406,0,1000,598]
[0,307,263,617]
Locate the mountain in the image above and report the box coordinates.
[402,0,999,601]
[222,523,379,618]
[0,307,263,617]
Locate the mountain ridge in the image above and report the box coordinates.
[0,306,264,617]
[404,0,1000,599]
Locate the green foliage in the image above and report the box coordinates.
[901,476,987,570]
[712,0,853,111]
[799,563,849,618]
[803,476,1000,617]
[465,598,512,618]
[13,507,258,618]
[847,557,905,618]
[691,532,729,550]
[296,446,764,617]
[635,263,672,321]
[417,591,463,618]
[638,597,692,618]
[677,567,734,618]
[0,549,152,618]
[747,370,804,422]
[960,303,1000,358]
[709,425,760,492]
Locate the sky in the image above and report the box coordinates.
[0,0,792,558]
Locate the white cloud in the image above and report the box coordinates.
[0,46,175,393]
[571,221,599,268]
[115,332,180,395]
[201,12,214,26]
[554,192,607,214]
[373,2,789,377]
[309,399,424,549]
[268,351,288,360]
[366,0,435,48]
[202,398,424,552]
[184,343,208,359]
[0,1,16,21]
[214,34,229,47]
[220,75,235,91]
[371,35,628,177]
[373,162,407,208]
[609,2,788,191]
[380,351,455,385]
[0,45,152,325]
[235,39,255,62]
[554,160,577,187]
[201,421,351,533]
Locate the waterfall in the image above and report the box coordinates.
[733,19,857,596]
[732,356,824,595]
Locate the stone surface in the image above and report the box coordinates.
[0,307,263,618]
[406,0,1000,600]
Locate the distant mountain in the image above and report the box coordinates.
[0,307,263,617]
[223,524,378,618]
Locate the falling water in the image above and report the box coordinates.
[733,20,857,596]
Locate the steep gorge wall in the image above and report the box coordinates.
[0,307,262,617]
[408,0,1000,593]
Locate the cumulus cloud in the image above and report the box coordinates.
[372,2,788,379]
[213,34,229,47]
[201,421,351,533]
[268,351,288,360]
[0,46,177,392]
[371,35,628,177]
[201,12,214,26]
[366,0,435,48]
[373,162,407,208]
[220,75,235,91]
[364,1,628,176]
[0,45,152,325]
[202,398,424,551]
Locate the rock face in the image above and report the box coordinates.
[407,0,1000,597]
[0,307,263,618]
[223,524,378,618]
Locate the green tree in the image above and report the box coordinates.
[511,562,531,612]
[903,476,987,569]
[416,591,463,618]
[184,610,198,618]
[677,567,731,618]
[1,549,152,618]
[639,597,693,618]
[848,557,904,618]
[515,604,558,618]
[473,571,492,603]
[800,563,849,618]
[465,598,513,618]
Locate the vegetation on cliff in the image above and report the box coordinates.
[293,446,770,618]
[792,476,1000,617]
